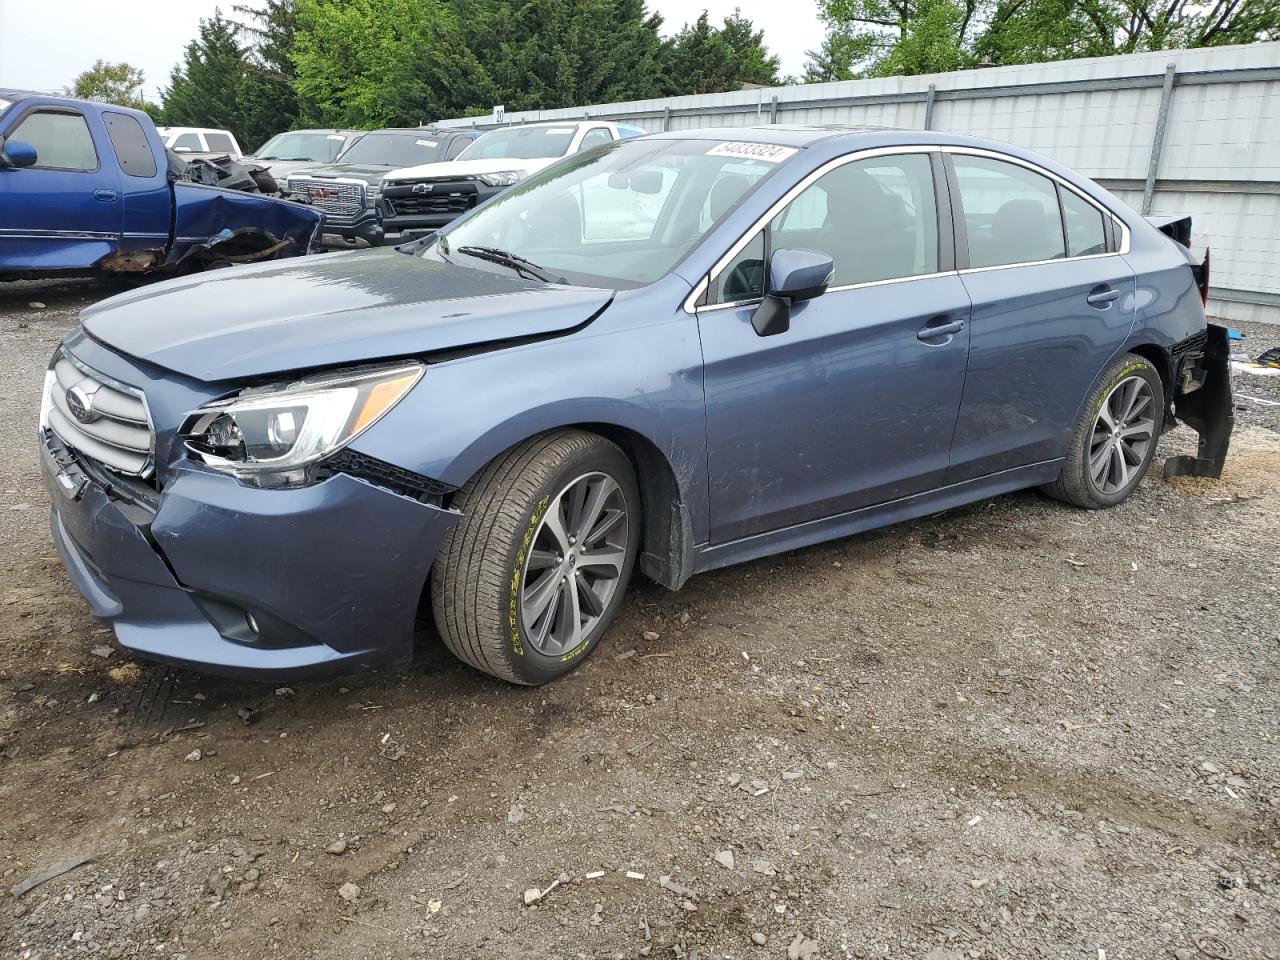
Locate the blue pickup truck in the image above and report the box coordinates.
[0,91,323,279]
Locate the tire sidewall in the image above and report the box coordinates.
[1080,357,1164,507]
[499,441,640,684]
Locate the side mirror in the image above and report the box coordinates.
[0,138,38,169]
[751,248,834,337]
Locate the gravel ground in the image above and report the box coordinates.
[1,278,1278,960]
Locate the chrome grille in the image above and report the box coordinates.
[288,178,365,219]
[45,355,154,476]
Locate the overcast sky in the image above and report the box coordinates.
[0,0,824,101]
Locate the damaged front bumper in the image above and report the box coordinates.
[40,429,459,680]
[1164,322,1234,479]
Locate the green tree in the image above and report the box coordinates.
[160,12,250,140]
[67,60,150,110]
[666,8,781,95]
[233,0,302,150]
[808,0,1280,79]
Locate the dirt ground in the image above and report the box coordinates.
[2,278,1278,960]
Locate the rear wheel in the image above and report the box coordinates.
[431,430,639,685]
[1043,353,1164,509]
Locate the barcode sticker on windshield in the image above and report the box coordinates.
[706,142,797,163]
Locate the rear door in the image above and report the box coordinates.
[0,104,122,271]
[699,149,972,543]
[101,112,171,261]
[944,150,1136,482]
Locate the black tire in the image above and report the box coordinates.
[1042,353,1165,509]
[430,430,640,685]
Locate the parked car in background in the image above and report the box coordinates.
[380,120,646,238]
[242,128,364,183]
[285,127,479,246]
[0,91,323,279]
[156,126,242,159]
[38,127,1230,683]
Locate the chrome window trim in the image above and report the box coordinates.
[683,143,1131,314]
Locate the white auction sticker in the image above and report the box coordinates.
[706,141,798,163]
[327,134,345,140]
[415,139,435,146]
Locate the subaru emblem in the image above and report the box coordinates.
[66,385,98,424]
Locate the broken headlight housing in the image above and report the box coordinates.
[478,170,525,187]
[181,363,423,487]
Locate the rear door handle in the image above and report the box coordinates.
[1087,285,1121,308]
[917,317,965,342]
[93,189,118,202]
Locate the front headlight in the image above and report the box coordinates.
[367,179,384,203]
[478,170,525,187]
[180,363,422,486]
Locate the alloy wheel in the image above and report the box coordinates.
[519,471,630,656]
[1089,374,1155,495]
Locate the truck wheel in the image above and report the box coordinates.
[1042,353,1164,509]
[431,430,640,685]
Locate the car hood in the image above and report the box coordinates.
[386,156,559,183]
[283,162,396,186]
[80,249,613,383]
[246,157,326,182]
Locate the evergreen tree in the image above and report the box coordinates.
[665,9,781,95]
[234,0,302,150]
[160,13,250,139]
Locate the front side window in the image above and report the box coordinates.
[578,128,613,153]
[10,110,97,171]
[437,138,790,288]
[952,155,1065,268]
[205,132,236,154]
[458,126,578,161]
[171,132,201,152]
[708,152,939,302]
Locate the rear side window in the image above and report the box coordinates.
[1060,186,1108,257]
[205,132,236,154]
[952,155,1065,268]
[103,112,157,178]
[10,110,98,171]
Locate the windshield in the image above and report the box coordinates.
[336,132,446,167]
[254,131,351,162]
[436,138,791,288]
[458,126,577,161]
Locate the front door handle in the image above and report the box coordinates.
[1087,284,1121,308]
[917,316,965,342]
[93,189,117,202]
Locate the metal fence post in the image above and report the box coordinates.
[923,84,937,130]
[770,95,779,124]
[1142,64,1178,215]
[662,105,671,131]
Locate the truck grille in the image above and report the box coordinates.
[384,178,479,218]
[45,354,154,477]
[289,178,365,219]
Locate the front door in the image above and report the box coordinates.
[699,151,972,544]
[0,105,122,271]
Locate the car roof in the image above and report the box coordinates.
[362,128,462,137]
[0,89,153,121]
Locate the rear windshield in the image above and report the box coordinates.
[458,126,577,161]
[336,132,446,167]
[255,131,350,163]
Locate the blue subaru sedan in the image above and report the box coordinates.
[38,126,1232,683]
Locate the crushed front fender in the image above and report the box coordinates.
[1163,322,1234,480]
[168,183,324,269]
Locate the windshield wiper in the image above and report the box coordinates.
[456,245,566,284]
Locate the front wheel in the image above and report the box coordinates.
[1043,353,1165,509]
[431,430,640,685]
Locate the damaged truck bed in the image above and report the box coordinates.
[0,90,323,280]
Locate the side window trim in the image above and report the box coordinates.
[7,105,101,174]
[686,144,1130,315]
